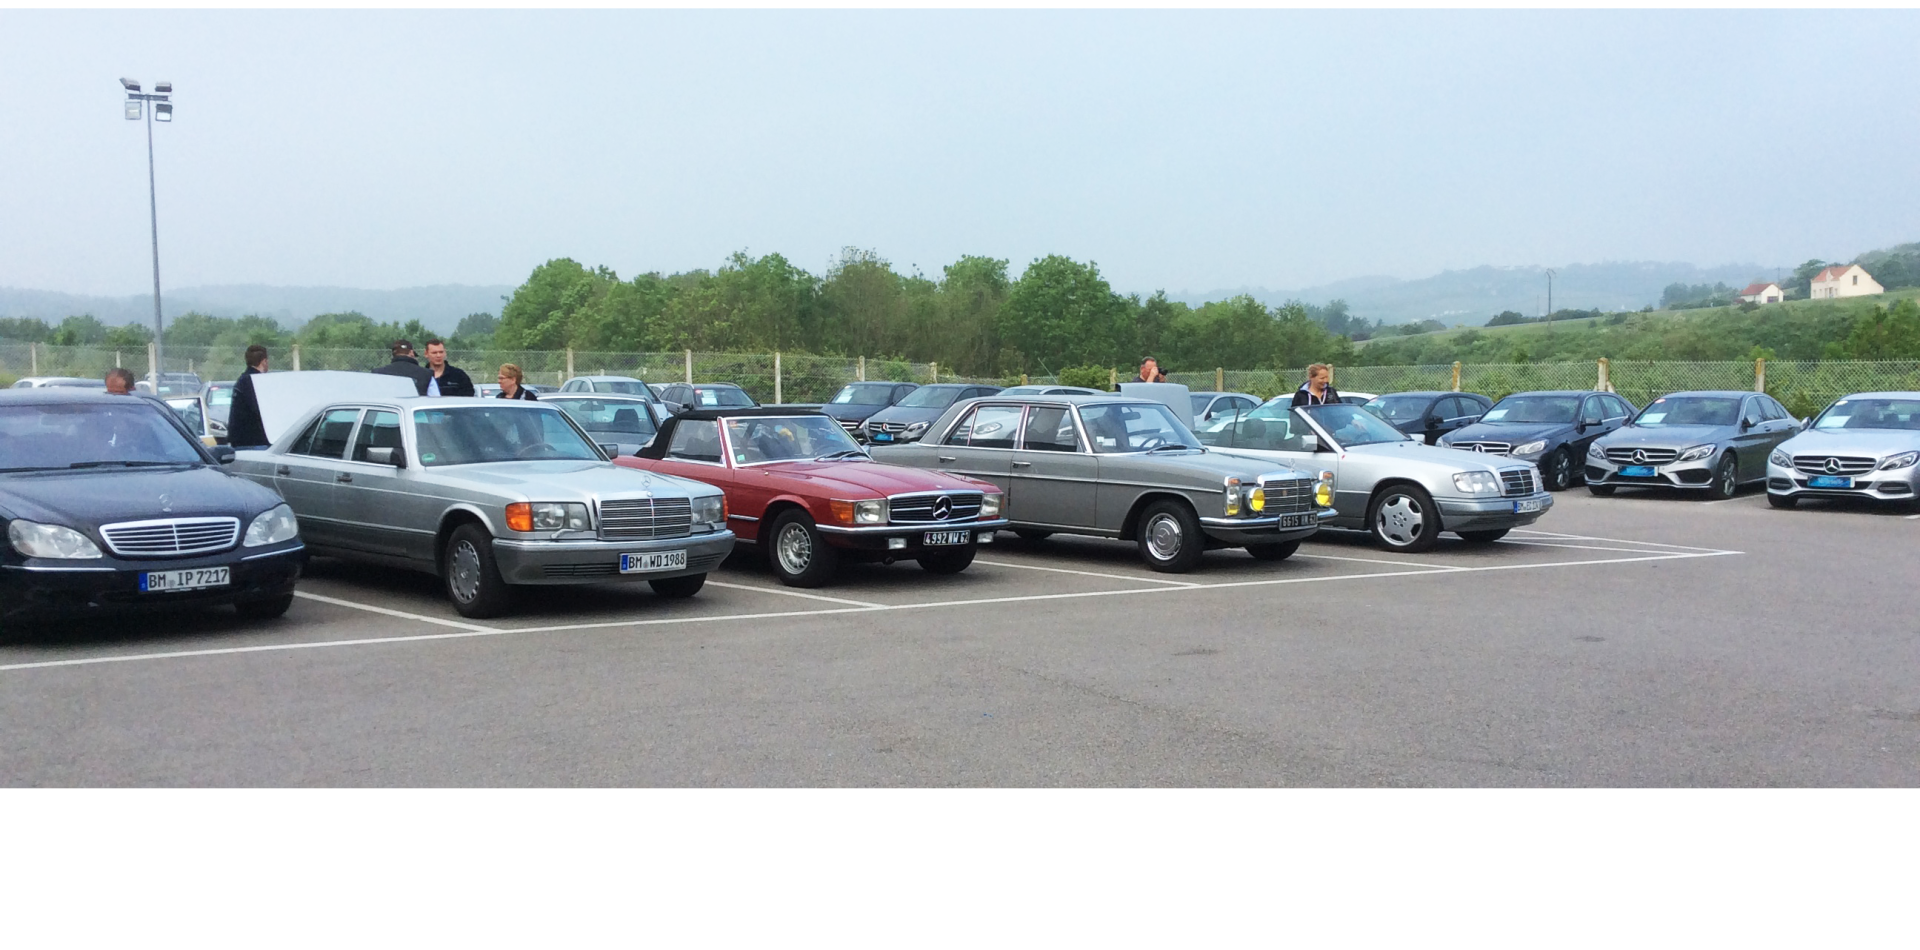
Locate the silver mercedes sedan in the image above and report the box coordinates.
[1585,391,1801,499]
[1198,401,1552,552]
[231,396,734,617]
[1766,391,1920,510]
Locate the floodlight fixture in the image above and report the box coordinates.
[120,77,141,91]
[154,82,172,94]
[125,99,142,120]
[155,103,172,122]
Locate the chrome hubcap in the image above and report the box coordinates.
[1376,494,1425,546]
[777,523,813,575]
[449,540,481,602]
[1145,513,1184,560]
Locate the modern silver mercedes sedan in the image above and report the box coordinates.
[231,396,734,617]
[1766,391,1920,510]
[1585,391,1800,499]
[871,394,1334,572]
[1199,401,1551,552]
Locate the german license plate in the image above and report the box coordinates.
[1514,498,1547,513]
[140,566,229,593]
[619,550,688,573]
[1620,465,1656,478]
[1809,475,1852,489]
[870,432,893,442]
[923,530,970,546]
[1279,512,1314,528]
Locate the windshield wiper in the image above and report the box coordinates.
[813,449,870,461]
[68,460,196,469]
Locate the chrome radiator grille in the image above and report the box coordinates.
[1500,468,1538,496]
[1605,447,1679,464]
[890,492,985,524]
[1258,477,1315,514]
[99,517,241,557]
[1792,455,1875,476]
[598,497,692,540]
[1452,441,1511,456]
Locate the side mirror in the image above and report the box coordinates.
[1425,415,1444,428]
[364,446,406,467]
[1799,417,1811,430]
[599,442,622,458]
[1739,418,1756,432]
[211,445,236,464]
[1300,435,1320,453]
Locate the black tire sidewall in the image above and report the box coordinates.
[1136,500,1205,573]
[1544,449,1573,491]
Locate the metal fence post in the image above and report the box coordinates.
[291,344,301,372]
[147,342,157,383]
[115,350,122,369]
[1327,364,1335,386]
[685,350,693,384]
[1216,367,1224,391]
[775,351,783,404]
[1109,368,1118,389]
[30,342,37,376]
[1452,361,1462,392]
[1022,373,1029,385]
[1754,358,1767,393]
[1597,357,1610,392]
[566,348,575,381]
[858,355,865,382]
[931,362,938,384]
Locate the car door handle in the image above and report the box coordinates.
[275,465,291,476]
[937,455,956,463]
[335,473,353,483]
[1012,460,1032,468]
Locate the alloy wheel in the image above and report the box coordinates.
[449,540,482,603]
[777,523,813,575]
[1374,493,1425,547]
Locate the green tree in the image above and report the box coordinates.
[817,248,909,358]
[928,255,1011,375]
[656,252,817,352]
[1836,299,1920,359]
[998,256,1133,373]
[0,317,52,342]
[496,259,611,350]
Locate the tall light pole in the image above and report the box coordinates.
[121,77,172,391]
[1544,268,1557,327]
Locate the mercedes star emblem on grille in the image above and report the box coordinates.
[1631,450,1647,464]
[1472,444,1487,452]
[931,495,953,520]
[1825,458,1842,474]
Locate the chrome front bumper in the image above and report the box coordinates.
[1437,492,1553,530]
[1766,463,1918,502]
[491,530,736,585]
[1198,507,1334,545]
[1585,454,1719,490]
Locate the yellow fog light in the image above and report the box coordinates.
[1247,487,1266,513]
[1314,476,1334,507]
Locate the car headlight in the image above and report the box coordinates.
[7,520,103,559]
[1880,451,1920,471]
[1453,471,1501,494]
[1513,440,1547,456]
[980,493,1002,518]
[830,498,889,524]
[904,421,930,435]
[692,494,726,526]
[243,504,300,547]
[1223,477,1244,516]
[505,502,591,531]
[1770,449,1791,467]
[1314,471,1334,508]
[1677,444,1715,462]
[1586,442,1606,460]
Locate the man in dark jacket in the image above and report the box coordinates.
[423,339,475,397]
[1290,363,1341,408]
[226,344,272,448]
[372,339,434,395]
[1119,356,1167,390]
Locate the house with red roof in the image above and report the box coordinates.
[1809,264,1883,300]
[1737,282,1784,304]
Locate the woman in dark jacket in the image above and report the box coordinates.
[495,363,538,400]
[1290,363,1340,408]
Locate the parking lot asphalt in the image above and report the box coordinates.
[3,487,1917,786]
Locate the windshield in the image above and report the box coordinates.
[1189,395,1212,415]
[1812,398,1920,432]
[831,383,899,405]
[205,385,234,407]
[897,386,964,409]
[166,399,205,434]
[412,406,603,466]
[1078,403,1202,453]
[1300,404,1411,446]
[725,416,864,463]
[547,398,658,442]
[1635,396,1741,427]
[691,386,756,408]
[1363,395,1432,423]
[593,379,652,397]
[0,402,205,471]
[1480,395,1580,424]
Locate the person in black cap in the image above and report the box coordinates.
[225,344,272,448]
[372,339,434,395]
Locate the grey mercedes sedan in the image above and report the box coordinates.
[871,394,1333,572]
[1766,391,1920,510]
[1586,391,1800,499]
[231,396,734,617]
[1199,401,1552,552]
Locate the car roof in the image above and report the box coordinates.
[543,392,650,401]
[1375,390,1461,399]
[1653,390,1763,399]
[916,382,990,390]
[1832,391,1920,400]
[669,407,828,421]
[1498,390,1607,398]
[577,375,644,381]
[840,380,915,386]
[0,389,164,405]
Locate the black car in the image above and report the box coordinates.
[859,383,1005,444]
[1363,391,1494,445]
[820,381,919,439]
[0,390,305,627]
[657,382,758,416]
[1440,390,1637,491]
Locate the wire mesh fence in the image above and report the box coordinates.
[6,341,1918,419]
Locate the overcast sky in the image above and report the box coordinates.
[3,9,1916,299]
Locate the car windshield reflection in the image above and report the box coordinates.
[412,406,602,466]
[725,415,864,463]
[1634,397,1741,427]
[1479,395,1580,424]
[1078,403,1200,453]
[547,397,659,442]
[1363,395,1430,423]
[0,402,205,471]
[1812,398,1920,431]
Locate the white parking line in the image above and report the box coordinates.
[1905,514,1920,520]
[1509,528,1729,553]
[1497,539,1721,555]
[1293,552,1467,571]
[0,548,1740,674]
[704,581,882,608]
[294,591,496,632]
[973,558,1201,587]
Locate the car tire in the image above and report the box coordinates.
[1368,484,1441,553]
[1767,492,1798,509]
[649,573,707,598]
[233,593,294,620]
[1588,484,1616,497]
[1706,453,1738,500]
[1136,499,1206,573]
[1541,448,1575,492]
[918,545,977,575]
[444,523,512,618]
[766,510,839,588]
[1012,529,1053,542]
[1245,540,1300,561]
[1456,528,1509,543]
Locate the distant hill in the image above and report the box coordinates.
[0,284,516,334]
[1170,260,1777,327]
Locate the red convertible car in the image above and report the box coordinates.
[615,408,1008,587]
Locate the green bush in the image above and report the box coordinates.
[1057,365,1114,390]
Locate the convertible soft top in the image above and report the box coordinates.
[637,406,830,459]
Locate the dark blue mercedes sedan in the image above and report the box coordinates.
[0,389,305,628]
[1439,390,1638,491]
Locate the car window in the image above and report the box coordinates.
[1441,396,1473,419]
[1581,398,1605,426]
[0,401,205,470]
[411,406,601,466]
[1604,395,1633,420]
[166,399,205,435]
[726,416,860,463]
[298,408,361,459]
[350,410,403,462]
[1077,403,1201,453]
[696,386,755,408]
[1021,406,1081,452]
[1189,395,1212,416]
[550,399,659,441]
[1762,397,1789,421]
[665,418,724,463]
[946,404,1023,449]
